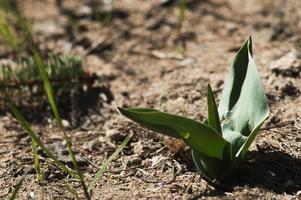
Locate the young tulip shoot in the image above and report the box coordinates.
[117,37,269,184]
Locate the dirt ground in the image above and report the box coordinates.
[0,0,301,199]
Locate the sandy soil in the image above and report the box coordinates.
[0,0,300,199]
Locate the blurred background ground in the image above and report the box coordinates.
[0,0,301,199]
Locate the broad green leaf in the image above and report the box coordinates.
[192,137,232,181]
[192,150,228,181]
[236,121,264,158]
[118,107,228,159]
[222,128,246,159]
[218,37,252,117]
[218,37,269,157]
[207,84,222,134]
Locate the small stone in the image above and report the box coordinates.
[180,58,195,66]
[270,49,301,78]
[77,5,92,17]
[33,20,64,36]
[135,170,144,178]
[29,191,36,200]
[62,119,70,128]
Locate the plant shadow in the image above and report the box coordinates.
[0,76,114,128]
[191,147,301,197]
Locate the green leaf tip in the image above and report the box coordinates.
[218,36,269,158]
[117,37,270,184]
[207,84,222,135]
[247,36,253,56]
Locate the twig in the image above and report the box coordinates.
[261,121,294,130]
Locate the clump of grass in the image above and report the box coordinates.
[7,4,91,197]
[2,1,131,199]
[0,55,84,86]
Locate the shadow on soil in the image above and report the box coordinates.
[191,147,301,198]
[0,78,114,127]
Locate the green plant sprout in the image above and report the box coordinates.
[0,55,84,86]
[118,37,269,185]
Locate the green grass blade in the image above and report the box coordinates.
[4,8,90,199]
[88,133,132,192]
[32,50,63,127]
[207,84,222,134]
[118,107,228,159]
[0,12,17,49]
[31,138,41,182]
[9,173,26,200]
[8,100,78,178]
[63,180,80,199]
[32,49,90,200]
